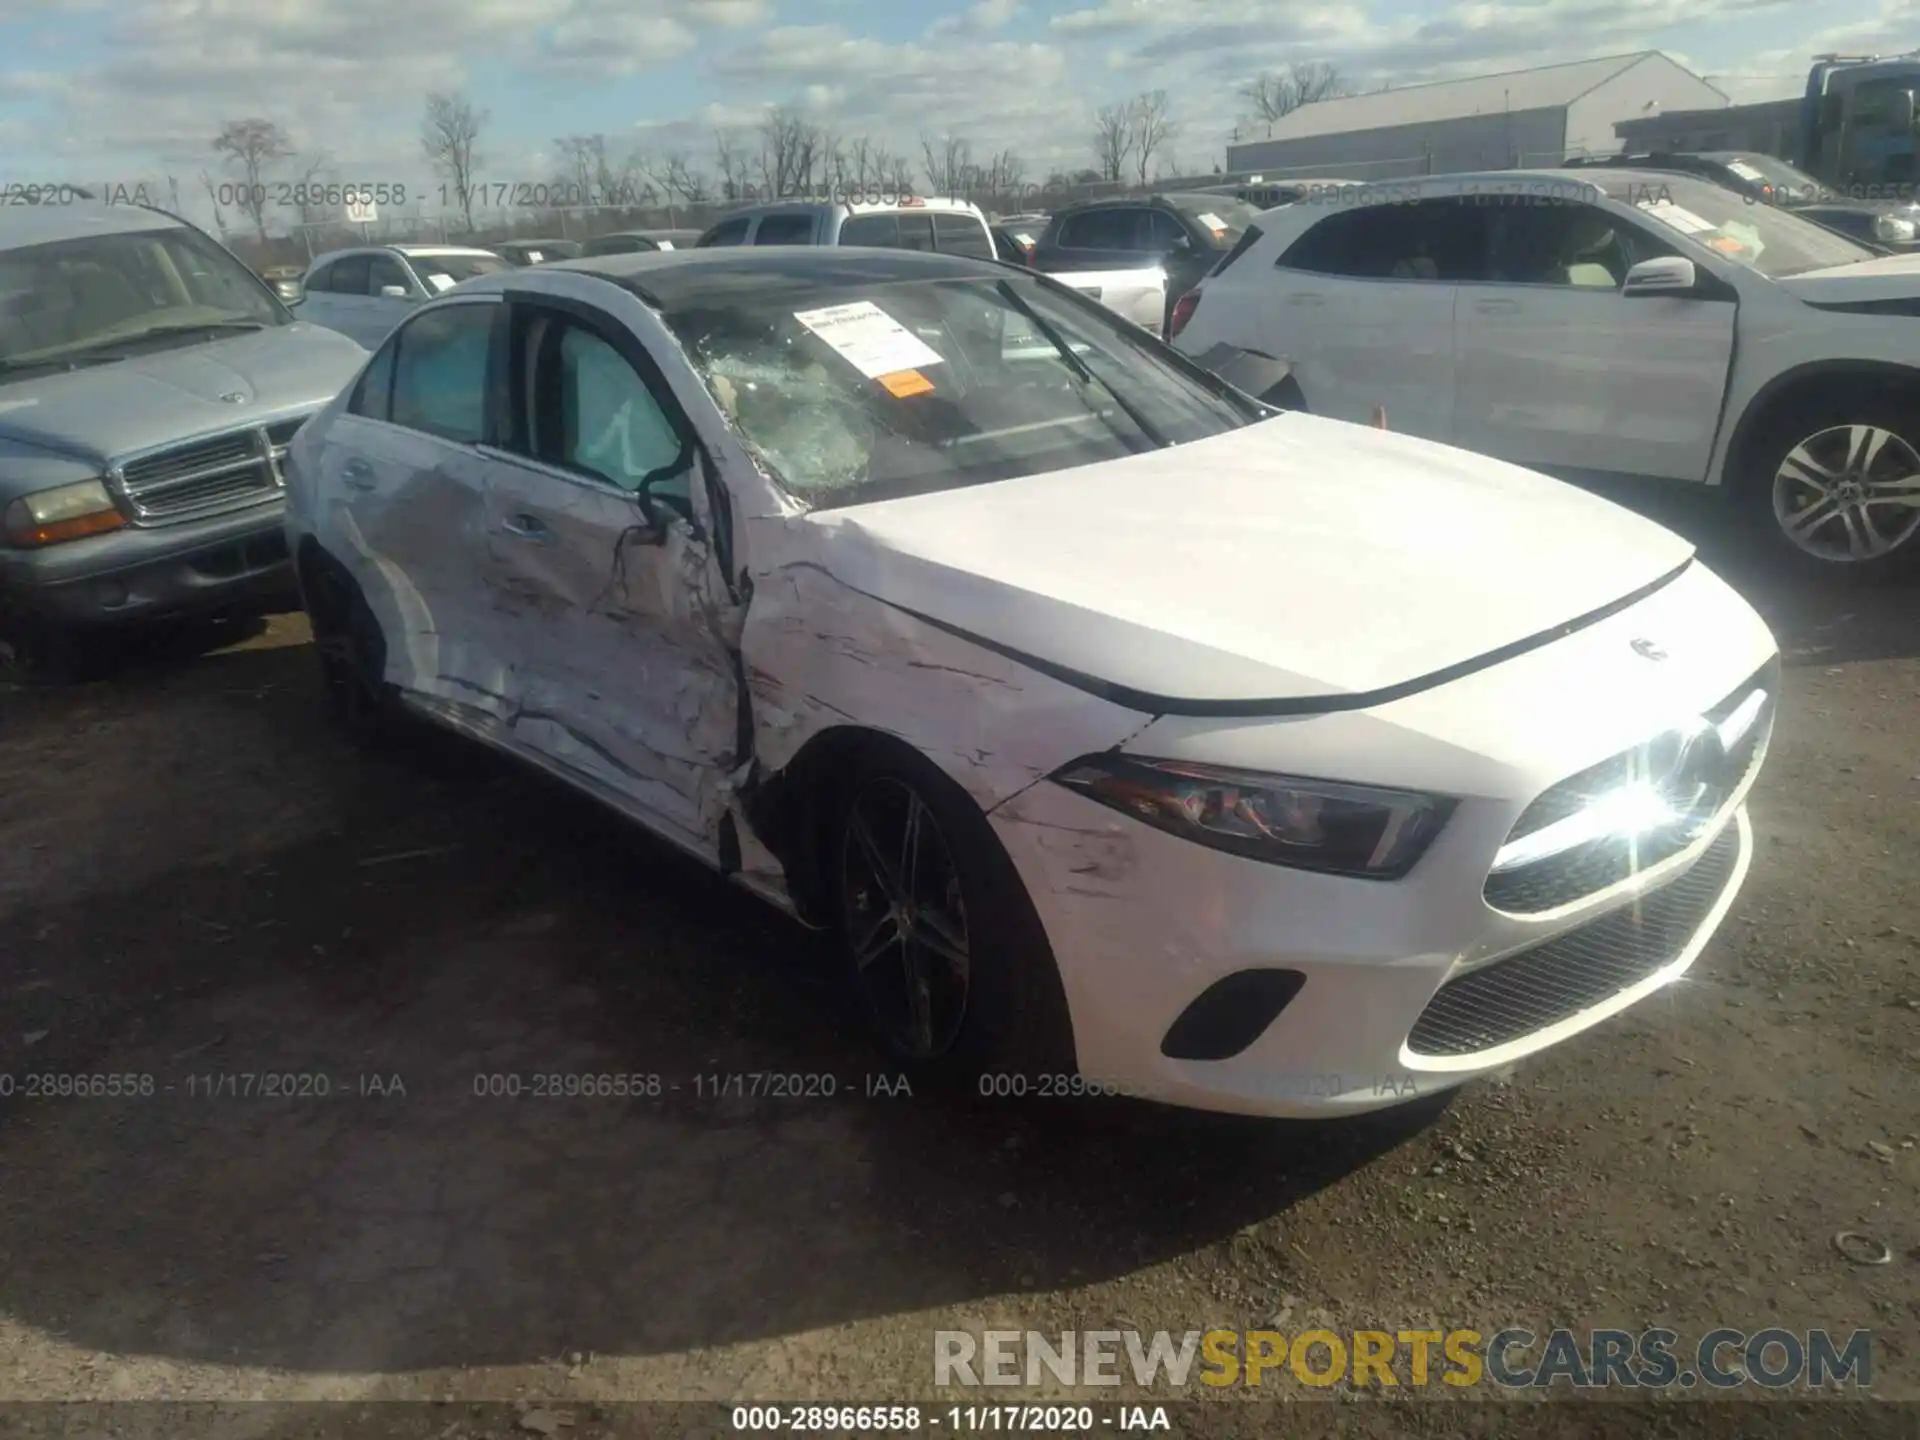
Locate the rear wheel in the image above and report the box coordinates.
[1743,395,1920,578]
[830,745,1076,1090]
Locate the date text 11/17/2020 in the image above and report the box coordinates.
[467,1073,916,1100]
[441,182,652,210]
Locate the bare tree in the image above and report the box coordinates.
[759,106,822,197]
[1092,104,1133,183]
[845,136,875,190]
[199,169,228,236]
[921,134,974,197]
[714,127,751,200]
[1240,61,1347,129]
[984,148,1025,199]
[211,118,293,244]
[1125,90,1175,186]
[553,135,605,204]
[873,146,914,195]
[421,91,486,231]
[651,152,710,208]
[287,152,335,228]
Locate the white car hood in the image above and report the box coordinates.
[1777,251,1920,304]
[796,415,1695,706]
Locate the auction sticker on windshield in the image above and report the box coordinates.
[424,273,457,292]
[1726,161,1766,183]
[1636,200,1716,235]
[795,301,946,379]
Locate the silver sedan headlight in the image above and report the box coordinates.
[1053,754,1455,879]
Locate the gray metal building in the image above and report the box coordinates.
[1613,99,1802,159]
[1225,51,1730,180]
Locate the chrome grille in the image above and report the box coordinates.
[1410,823,1741,1057]
[1483,658,1777,914]
[116,420,304,523]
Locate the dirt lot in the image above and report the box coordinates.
[1,487,1916,1436]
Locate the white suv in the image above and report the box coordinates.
[1172,169,1920,575]
[695,197,995,259]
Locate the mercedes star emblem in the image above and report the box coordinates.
[1630,637,1668,661]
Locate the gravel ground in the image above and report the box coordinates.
[1,487,1916,1438]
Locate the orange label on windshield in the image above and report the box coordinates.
[877,368,934,397]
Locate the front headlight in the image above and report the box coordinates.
[1052,754,1455,879]
[3,478,128,548]
[1873,213,1917,242]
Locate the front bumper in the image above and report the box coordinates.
[0,499,296,628]
[987,559,1776,1118]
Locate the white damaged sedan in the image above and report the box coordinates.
[284,247,1778,1117]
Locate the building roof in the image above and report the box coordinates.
[1253,51,1721,141]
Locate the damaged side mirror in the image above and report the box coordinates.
[633,450,703,546]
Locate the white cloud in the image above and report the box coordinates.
[1,0,1901,216]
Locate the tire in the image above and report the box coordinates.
[0,612,109,685]
[1740,393,1920,579]
[828,743,1076,1092]
[302,560,397,748]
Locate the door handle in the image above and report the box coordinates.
[340,457,376,490]
[501,513,552,542]
[1473,298,1521,314]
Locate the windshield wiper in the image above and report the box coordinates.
[0,353,126,377]
[108,319,269,344]
[993,279,1169,448]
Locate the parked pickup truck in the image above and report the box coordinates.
[1029,192,1263,334]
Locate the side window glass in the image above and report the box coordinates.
[349,338,397,421]
[329,254,371,295]
[549,323,687,500]
[1279,200,1484,280]
[390,303,493,443]
[896,214,935,251]
[753,214,817,245]
[701,218,750,247]
[838,213,899,247]
[1146,210,1188,248]
[367,254,410,296]
[1061,210,1128,249]
[1485,204,1630,288]
[307,262,334,293]
[933,212,994,259]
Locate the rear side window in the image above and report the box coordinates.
[1278,199,1486,281]
[754,214,817,245]
[699,218,751,247]
[1059,209,1140,249]
[838,213,899,247]
[933,212,994,259]
[389,302,495,443]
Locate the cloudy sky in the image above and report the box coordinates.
[2,0,1915,215]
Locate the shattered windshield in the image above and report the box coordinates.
[661,275,1255,508]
